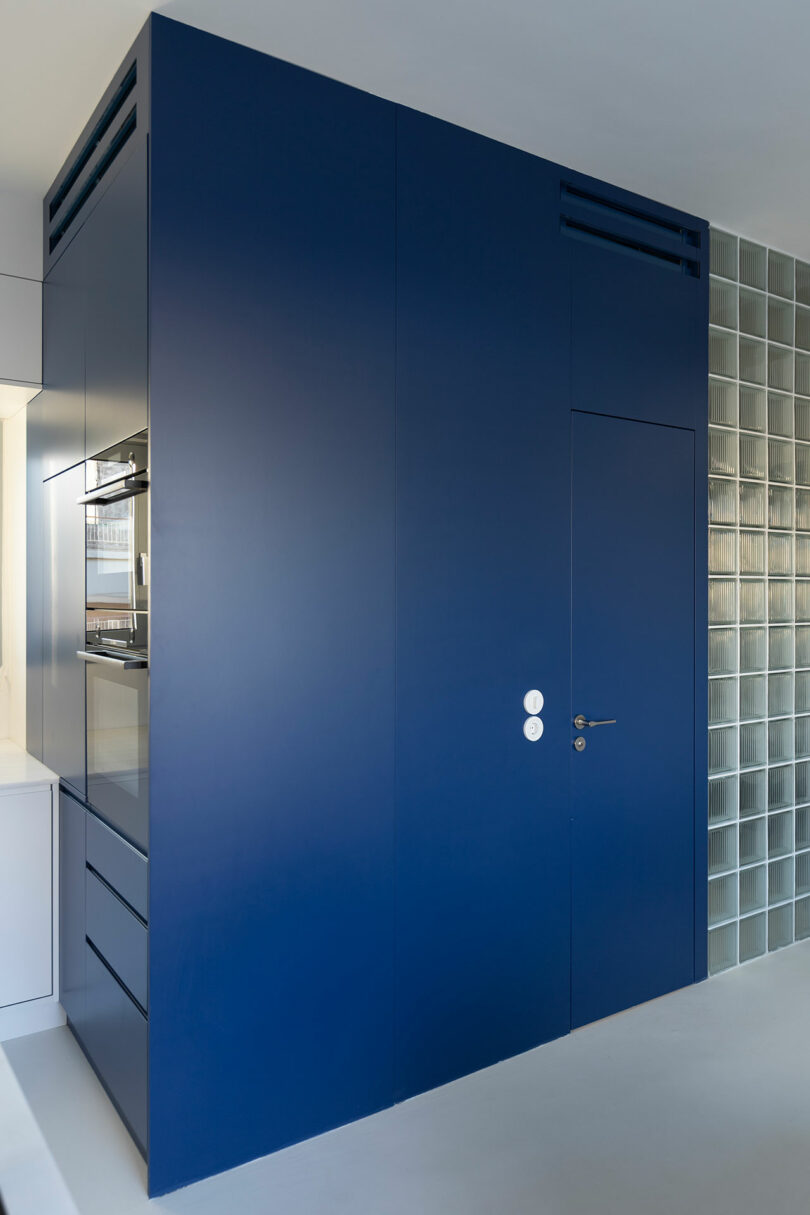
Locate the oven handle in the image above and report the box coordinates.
[77,650,149,670]
[77,472,149,506]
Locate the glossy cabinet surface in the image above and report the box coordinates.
[59,789,86,1031]
[83,943,147,1154]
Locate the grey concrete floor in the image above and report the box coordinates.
[4,941,810,1214]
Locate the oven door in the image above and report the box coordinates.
[79,649,149,851]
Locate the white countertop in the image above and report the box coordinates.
[0,740,57,794]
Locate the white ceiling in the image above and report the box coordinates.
[2,0,810,255]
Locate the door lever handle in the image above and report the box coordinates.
[573,714,617,729]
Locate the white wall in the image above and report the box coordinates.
[0,406,27,746]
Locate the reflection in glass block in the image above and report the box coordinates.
[740,433,766,479]
[710,278,738,329]
[768,769,794,816]
[709,823,737,873]
[797,625,810,667]
[739,481,765,527]
[797,581,810,623]
[709,677,737,725]
[769,485,794,529]
[768,296,794,346]
[769,672,794,717]
[711,230,738,280]
[739,912,767,962]
[741,336,767,385]
[740,816,767,864]
[709,579,737,624]
[710,327,738,378]
[709,874,738,924]
[708,921,738,974]
[740,530,765,575]
[709,726,737,774]
[740,673,767,719]
[740,721,767,768]
[797,260,810,306]
[739,865,766,915]
[768,903,793,950]
[768,438,793,483]
[710,428,738,475]
[740,769,767,818]
[767,580,793,623]
[740,240,767,290]
[740,385,767,433]
[769,857,794,905]
[797,489,810,531]
[796,716,810,760]
[709,378,737,427]
[797,352,810,398]
[740,580,766,623]
[769,718,794,763]
[796,851,810,896]
[796,759,810,804]
[796,670,810,713]
[797,398,810,442]
[798,539,810,578]
[769,625,794,670]
[768,344,794,391]
[739,287,766,337]
[796,444,810,488]
[768,808,794,856]
[743,631,767,680]
[709,627,737,674]
[769,249,794,299]
[768,533,793,577]
[709,477,737,524]
[796,897,810,940]
[768,392,794,437]
[798,807,810,849]
[797,305,810,351]
[709,775,738,824]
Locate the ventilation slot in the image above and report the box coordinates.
[560,183,702,278]
[49,61,137,223]
[49,107,137,255]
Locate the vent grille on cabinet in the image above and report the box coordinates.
[560,183,702,277]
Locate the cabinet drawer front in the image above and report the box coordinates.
[86,811,147,921]
[83,944,147,1155]
[85,869,147,1010]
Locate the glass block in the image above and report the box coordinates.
[797,626,810,667]
[767,580,793,624]
[769,625,794,670]
[709,823,738,874]
[768,808,794,855]
[768,344,793,392]
[769,857,794,905]
[768,392,794,437]
[741,336,767,385]
[797,488,810,531]
[796,759,810,803]
[739,912,767,962]
[768,903,793,950]
[739,816,767,864]
[739,865,766,914]
[709,677,737,725]
[797,352,810,399]
[769,672,794,717]
[797,260,810,306]
[740,530,765,575]
[797,581,810,623]
[740,580,766,623]
[796,716,810,760]
[740,769,767,818]
[709,477,738,525]
[709,726,737,775]
[710,278,738,329]
[796,671,810,713]
[768,296,794,346]
[708,921,738,974]
[798,539,810,578]
[769,485,794,529]
[739,481,765,527]
[709,378,737,427]
[740,433,766,479]
[796,397,810,442]
[740,386,767,433]
[796,851,810,896]
[739,286,766,337]
[709,627,737,675]
[711,231,738,281]
[710,327,738,378]
[740,629,767,673]
[709,774,738,825]
[796,444,810,488]
[710,428,738,476]
[768,533,793,577]
[768,438,794,483]
[797,806,810,849]
[709,579,737,624]
[769,718,794,763]
[709,873,738,925]
[796,896,810,940]
[769,249,794,299]
[797,305,810,351]
[740,240,767,290]
[768,766,794,813]
[740,721,767,768]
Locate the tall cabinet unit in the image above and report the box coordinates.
[27,14,709,1196]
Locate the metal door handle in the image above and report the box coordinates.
[573,714,617,729]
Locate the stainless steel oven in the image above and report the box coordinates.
[77,430,149,850]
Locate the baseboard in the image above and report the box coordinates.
[0,998,66,1043]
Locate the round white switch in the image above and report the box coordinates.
[523,689,544,715]
[523,716,544,742]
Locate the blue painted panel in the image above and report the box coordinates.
[86,811,148,921]
[59,788,86,1030]
[86,868,148,1010]
[83,943,147,1155]
[570,411,696,1027]
[394,107,572,1100]
[148,16,395,1195]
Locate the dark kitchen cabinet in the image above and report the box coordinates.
[59,789,86,1032]
[40,221,86,480]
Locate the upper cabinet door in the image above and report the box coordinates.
[41,222,86,479]
[84,143,148,458]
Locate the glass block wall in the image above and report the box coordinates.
[708,228,810,974]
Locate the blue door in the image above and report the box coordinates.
[570,410,696,1027]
